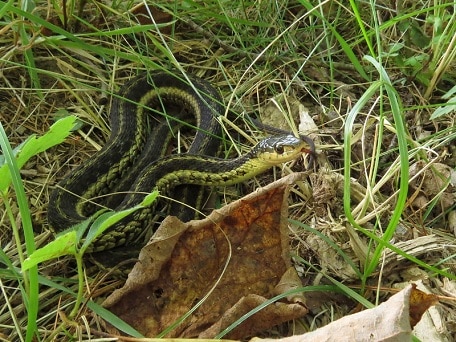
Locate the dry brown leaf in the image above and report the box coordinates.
[102,173,309,338]
[200,294,307,339]
[409,283,439,328]
[129,3,173,33]
[411,281,446,341]
[274,267,307,305]
[250,284,438,342]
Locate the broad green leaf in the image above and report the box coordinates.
[430,85,456,119]
[0,136,32,166]
[430,97,456,120]
[22,231,77,270]
[0,115,77,192]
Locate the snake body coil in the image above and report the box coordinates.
[48,71,312,252]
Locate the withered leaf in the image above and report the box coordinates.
[129,3,173,33]
[102,173,308,338]
[250,284,439,342]
[409,283,439,328]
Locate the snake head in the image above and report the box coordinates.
[255,134,314,165]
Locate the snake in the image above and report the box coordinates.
[47,70,315,252]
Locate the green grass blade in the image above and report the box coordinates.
[349,0,375,57]
[362,55,410,278]
[0,122,39,342]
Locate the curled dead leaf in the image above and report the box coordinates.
[250,284,438,342]
[409,283,439,328]
[102,173,309,338]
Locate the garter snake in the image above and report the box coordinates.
[48,71,314,252]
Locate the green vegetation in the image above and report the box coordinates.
[0,0,455,340]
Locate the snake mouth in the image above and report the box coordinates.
[301,145,316,170]
[302,147,313,154]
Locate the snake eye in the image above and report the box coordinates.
[274,145,285,154]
